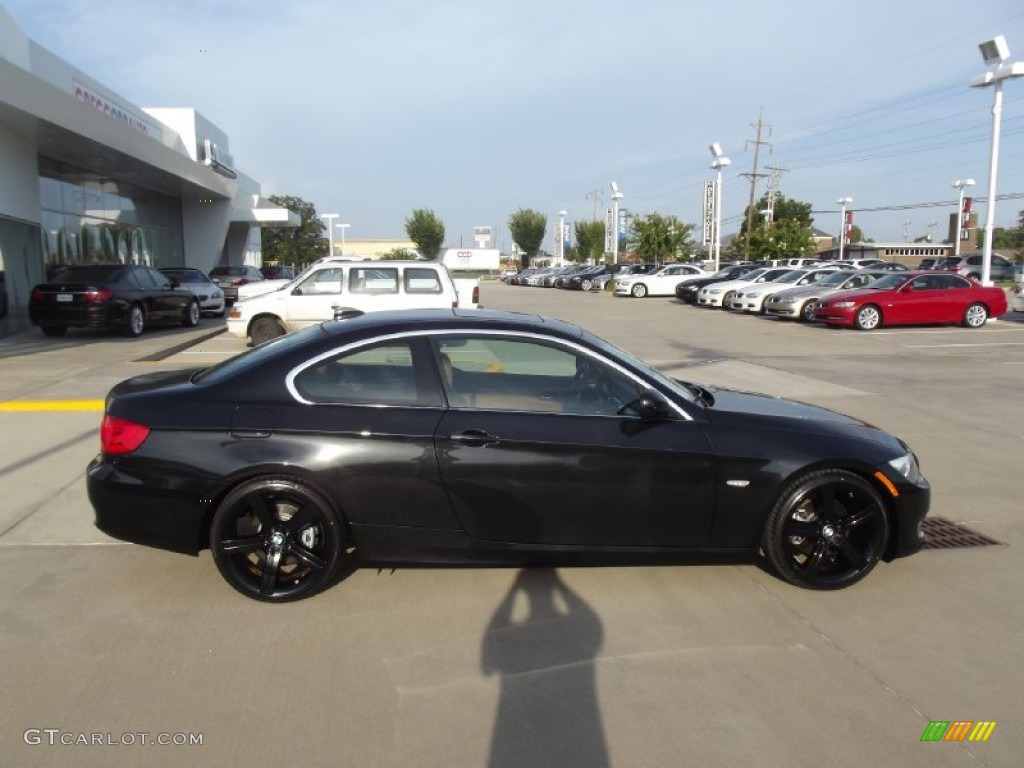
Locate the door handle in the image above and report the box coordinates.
[449,429,499,447]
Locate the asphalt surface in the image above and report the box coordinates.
[1,284,1022,767]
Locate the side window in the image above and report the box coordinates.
[350,268,399,294]
[132,269,158,289]
[405,268,443,294]
[436,336,641,416]
[295,267,343,295]
[293,342,424,405]
[146,269,172,289]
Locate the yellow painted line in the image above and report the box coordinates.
[0,400,105,412]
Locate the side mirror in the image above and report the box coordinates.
[168,277,181,288]
[636,388,671,421]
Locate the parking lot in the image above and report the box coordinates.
[2,281,1022,767]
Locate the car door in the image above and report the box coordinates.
[935,274,976,322]
[284,266,346,328]
[145,268,187,321]
[886,275,946,324]
[431,333,716,548]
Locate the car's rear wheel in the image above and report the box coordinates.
[250,316,285,345]
[853,304,881,330]
[124,304,145,337]
[631,284,648,298]
[210,477,347,602]
[762,469,888,590]
[182,299,200,327]
[962,302,988,328]
[41,324,67,337]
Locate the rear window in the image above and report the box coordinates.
[404,268,443,294]
[49,265,122,283]
[193,325,327,385]
[210,266,247,277]
[350,267,398,294]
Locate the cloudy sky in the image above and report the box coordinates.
[5,0,1024,249]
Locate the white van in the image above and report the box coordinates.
[227,260,468,345]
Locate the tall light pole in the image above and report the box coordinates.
[836,197,852,261]
[335,222,351,256]
[320,213,339,256]
[970,35,1024,285]
[709,143,731,272]
[557,209,567,264]
[951,179,975,258]
[610,183,623,264]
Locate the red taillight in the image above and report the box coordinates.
[30,288,46,303]
[100,415,150,454]
[237,278,249,285]
[472,285,480,304]
[84,287,114,303]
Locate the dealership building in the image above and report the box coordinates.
[0,6,297,336]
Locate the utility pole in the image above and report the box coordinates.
[586,189,603,221]
[764,165,788,226]
[740,109,771,256]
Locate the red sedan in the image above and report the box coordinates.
[812,271,1007,330]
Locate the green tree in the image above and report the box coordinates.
[404,209,446,260]
[260,195,328,265]
[627,213,694,263]
[739,193,816,258]
[380,248,416,260]
[574,220,606,264]
[745,218,817,258]
[508,209,547,269]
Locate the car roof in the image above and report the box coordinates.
[320,308,585,340]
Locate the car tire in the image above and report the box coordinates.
[631,284,648,298]
[182,299,200,328]
[249,316,285,346]
[124,304,145,337]
[853,304,881,331]
[962,302,988,328]
[762,469,889,590]
[41,324,68,337]
[210,477,347,602]
[722,291,735,307]
[581,279,593,292]
[799,300,817,322]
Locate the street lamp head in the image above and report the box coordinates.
[953,179,976,189]
[837,197,852,206]
[558,209,568,217]
[710,157,731,170]
[709,142,724,159]
[979,35,1010,66]
[610,181,619,194]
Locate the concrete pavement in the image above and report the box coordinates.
[1,286,1021,767]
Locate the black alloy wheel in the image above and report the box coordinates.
[210,477,346,602]
[762,469,889,590]
[250,316,285,346]
[124,304,145,337]
[182,299,200,327]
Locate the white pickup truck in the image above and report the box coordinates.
[228,259,479,345]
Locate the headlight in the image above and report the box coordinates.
[834,301,856,308]
[888,452,922,484]
[776,297,798,304]
[707,288,721,295]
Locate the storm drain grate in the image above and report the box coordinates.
[921,517,1004,550]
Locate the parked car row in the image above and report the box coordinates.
[684,266,1008,330]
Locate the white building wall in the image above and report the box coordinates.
[0,121,40,224]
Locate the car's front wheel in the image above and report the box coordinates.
[249,316,285,346]
[580,279,593,292]
[182,299,200,327]
[631,284,648,298]
[210,477,348,602]
[762,469,889,590]
[853,304,881,331]
[800,300,817,322]
[962,302,988,328]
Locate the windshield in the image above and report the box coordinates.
[737,268,768,281]
[774,270,809,284]
[818,270,854,287]
[866,273,910,290]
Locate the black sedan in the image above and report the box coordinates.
[88,309,929,601]
[675,264,758,304]
[29,264,201,337]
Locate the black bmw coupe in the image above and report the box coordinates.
[88,308,929,601]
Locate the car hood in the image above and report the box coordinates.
[699,385,903,453]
